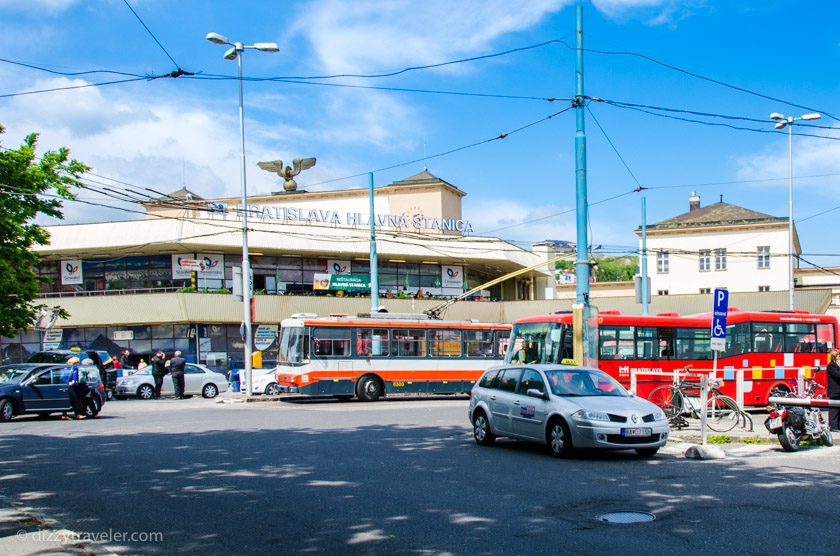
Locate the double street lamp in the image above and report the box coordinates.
[769,111,821,311]
[207,32,279,397]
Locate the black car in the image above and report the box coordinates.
[0,363,106,421]
[28,350,117,400]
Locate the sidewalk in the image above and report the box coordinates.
[663,411,840,458]
[0,494,93,555]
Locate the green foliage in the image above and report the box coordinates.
[594,256,637,282]
[706,435,732,444]
[742,435,769,444]
[0,126,87,337]
[555,260,574,271]
[209,287,231,294]
[177,286,197,293]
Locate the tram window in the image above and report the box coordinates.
[357,328,390,357]
[816,323,834,352]
[785,323,817,353]
[430,329,462,357]
[465,330,494,357]
[395,329,427,357]
[311,327,352,357]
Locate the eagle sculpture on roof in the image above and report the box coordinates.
[257,158,317,192]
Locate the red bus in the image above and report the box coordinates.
[505,308,837,406]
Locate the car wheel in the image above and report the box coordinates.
[86,396,102,418]
[264,383,281,395]
[472,410,496,446]
[356,375,383,402]
[635,447,659,458]
[137,384,154,400]
[202,383,219,399]
[0,399,14,422]
[547,418,574,458]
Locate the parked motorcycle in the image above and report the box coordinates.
[765,374,834,452]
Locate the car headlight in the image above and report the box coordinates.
[652,410,667,421]
[573,409,610,422]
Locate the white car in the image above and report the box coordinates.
[238,367,282,395]
[115,363,228,400]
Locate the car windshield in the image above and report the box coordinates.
[545,369,628,397]
[0,366,34,384]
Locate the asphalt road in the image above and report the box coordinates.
[1,395,839,555]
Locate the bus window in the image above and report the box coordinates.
[785,323,817,353]
[674,328,711,360]
[495,330,510,358]
[657,327,675,359]
[430,330,462,357]
[395,329,427,357]
[357,328,390,357]
[724,323,750,357]
[816,323,835,352]
[599,326,634,360]
[465,330,494,357]
[751,323,783,353]
[635,327,658,359]
[311,327,352,357]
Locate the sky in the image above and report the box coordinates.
[1,0,840,267]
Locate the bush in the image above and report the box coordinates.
[177,286,197,293]
[706,435,731,444]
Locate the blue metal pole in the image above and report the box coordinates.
[574,4,590,304]
[641,196,649,315]
[369,172,379,312]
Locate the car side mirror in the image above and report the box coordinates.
[526,388,548,400]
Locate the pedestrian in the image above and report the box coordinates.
[137,358,147,370]
[170,350,186,399]
[62,356,87,420]
[119,349,131,370]
[827,348,840,431]
[151,350,168,399]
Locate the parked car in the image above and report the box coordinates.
[0,363,106,421]
[469,365,669,458]
[238,367,282,395]
[28,349,117,400]
[115,363,228,400]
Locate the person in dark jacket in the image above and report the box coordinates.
[169,350,186,399]
[151,350,168,399]
[119,349,131,370]
[827,348,840,431]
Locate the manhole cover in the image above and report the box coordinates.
[596,511,656,524]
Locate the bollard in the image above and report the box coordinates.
[630,369,637,396]
[700,374,709,445]
[735,369,744,410]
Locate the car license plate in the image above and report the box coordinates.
[768,417,782,429]
[622,427,652,437]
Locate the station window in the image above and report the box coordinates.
[758,285,770,292]
[715,248,727,271]
[656,252,669,274]
[699,288,711,294]
[699,250,711,272]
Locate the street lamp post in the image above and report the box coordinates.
[207,32,279,397]
[770,111,821,311]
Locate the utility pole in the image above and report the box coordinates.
[369,172,379,312]
[574,4,590,304]
[641,196,649,315]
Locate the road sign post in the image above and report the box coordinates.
[710,288,729,377]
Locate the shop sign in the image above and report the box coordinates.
[172,254,196,279]
[313,273,370,292]
[327,259,351,275]
[61,259,83,285]
[196,253,224,279]
[43,329,63,350]
[254,325,278,351]
[112,330,134,341]
[441,265,463,288]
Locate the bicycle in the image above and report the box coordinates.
[648,375,743,432]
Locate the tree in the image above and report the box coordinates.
[0,125,88,337]
[594,256,637,282]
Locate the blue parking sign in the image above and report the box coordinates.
[711,288,728,350]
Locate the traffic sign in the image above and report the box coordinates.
[710,288,728,351]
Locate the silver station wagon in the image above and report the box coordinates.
[469,365,669,457]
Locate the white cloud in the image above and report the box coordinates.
[591,0,703,25]
[0,0,78,13]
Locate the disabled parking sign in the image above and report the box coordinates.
[710,288,728,351]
